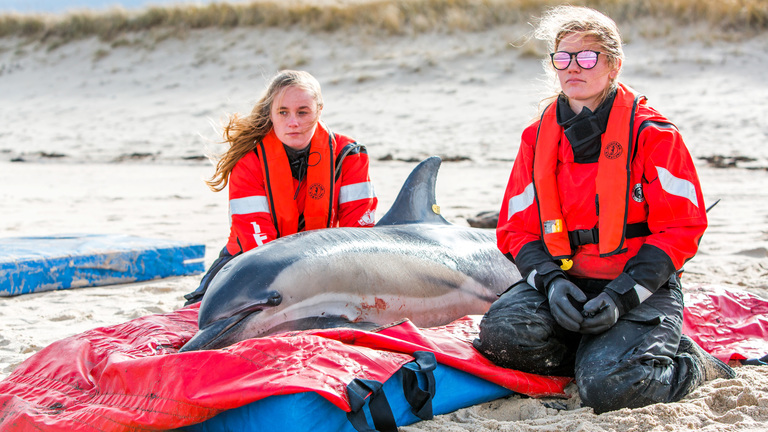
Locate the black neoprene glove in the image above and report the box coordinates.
[580,292,620,334]
[547,277,587,332]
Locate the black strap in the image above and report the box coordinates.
[568,222,651,249]
[400,351,437,421]
[569,228,599,248]
[335,142,365,181]
[346,378,397,432]
[345,351,437,431]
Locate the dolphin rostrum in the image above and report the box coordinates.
[180,156,521,352]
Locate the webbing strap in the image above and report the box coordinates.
[401,351,437,421]
[568,222,651,249]
[345,351,437,431]
[335,142,365,181]
[346,378,397,432]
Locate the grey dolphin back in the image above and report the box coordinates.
[376,156,450,226]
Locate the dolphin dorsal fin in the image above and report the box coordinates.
[376,156,450,226]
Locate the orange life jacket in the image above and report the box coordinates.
[533,84,642,261]
[256,122,335,238]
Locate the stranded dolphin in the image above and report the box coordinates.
[180,156,521,352]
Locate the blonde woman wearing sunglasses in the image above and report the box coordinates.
[473,5,734,413]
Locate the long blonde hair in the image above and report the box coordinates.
[206,70,324,192]
[535,5,625,110]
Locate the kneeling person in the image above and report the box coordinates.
[473,5,734,413]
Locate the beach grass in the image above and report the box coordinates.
[0,0,765,44]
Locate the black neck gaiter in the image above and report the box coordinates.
[556,90,617,164]
[283,144,310,181]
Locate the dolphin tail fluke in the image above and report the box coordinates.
[376,156,450,226]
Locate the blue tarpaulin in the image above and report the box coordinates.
[0,234,205,296]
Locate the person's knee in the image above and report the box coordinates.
[475,301,551,349]
[476,285,551,347]
[576,363,630,413]
[473,319,562,374]
[474,287,572,375]
[576,359,662,413]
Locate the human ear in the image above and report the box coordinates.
[610,58,623,79]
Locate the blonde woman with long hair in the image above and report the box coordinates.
[185,70,377,305]
[474,6,733,413]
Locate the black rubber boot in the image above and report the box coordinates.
[677,335,736,382]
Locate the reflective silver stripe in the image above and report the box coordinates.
[656,167,699,208]
[634,284,654,303]
[339,181,375,204]
[526,269,538,288]
[229,196,269,217]
[507,182,535,220]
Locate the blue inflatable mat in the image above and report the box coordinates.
[0,234,205,296]
[183,357,514,432]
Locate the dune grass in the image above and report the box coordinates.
[0,0,765,45]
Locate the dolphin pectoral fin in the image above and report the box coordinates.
[179,312,251,352]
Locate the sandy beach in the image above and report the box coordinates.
[1,8,768,431]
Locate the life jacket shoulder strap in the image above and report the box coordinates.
[334,140,367,182]
[632,119,676,161]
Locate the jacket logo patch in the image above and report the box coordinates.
[308,183,325,200]
[358,209,376,226]
[632,183,644,203]
[543,219,564,234]
[604,141,623,160]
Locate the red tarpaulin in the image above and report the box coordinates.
[1,283,766,432]
[0,305,568,432]
[683,284,768,362]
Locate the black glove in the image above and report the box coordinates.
[547,277,587,332]
[580,292,620,334]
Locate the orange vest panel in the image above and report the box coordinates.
[256,122,335,238]
[533,84,642,260]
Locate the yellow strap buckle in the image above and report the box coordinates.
[559,259,573,271]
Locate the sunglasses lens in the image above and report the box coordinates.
[551,52,571,70]
[576,51,598,69]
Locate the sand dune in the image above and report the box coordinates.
[1,17,767,431]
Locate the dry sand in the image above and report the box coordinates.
[1,20,767,431]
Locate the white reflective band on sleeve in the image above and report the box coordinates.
[507,182,535,220]
[634,284,654,303]
[526,269,538,288]
[656,167,699,208]
[229,196,269,217]
[339,181,375,204]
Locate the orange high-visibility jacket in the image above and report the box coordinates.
[226,122,377,254]
[498,83,707,313]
